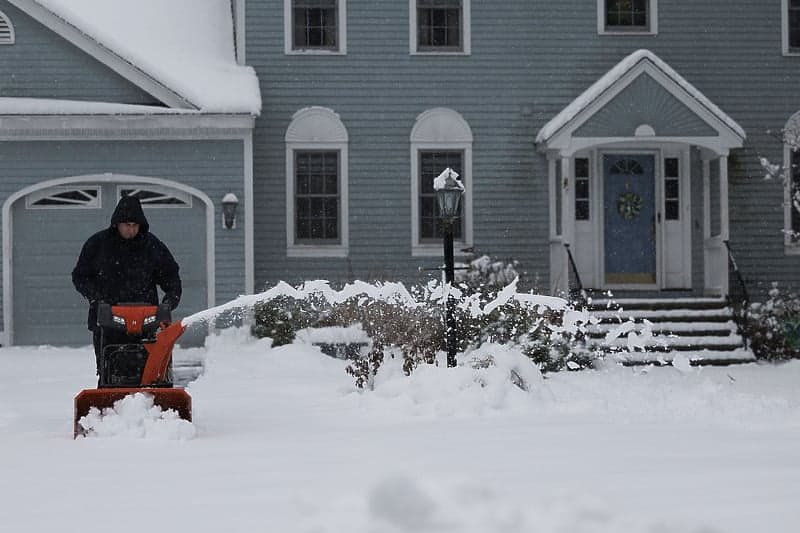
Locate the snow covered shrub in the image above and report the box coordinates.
[250,295,318,346]
[744,282,800,361]
[455,254,520,290]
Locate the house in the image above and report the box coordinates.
[0,0,259,345]
[1,0,800,347]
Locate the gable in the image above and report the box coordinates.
[0,1,161,105]
[574,73,718,138]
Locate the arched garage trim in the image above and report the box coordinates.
[2,174,215,345]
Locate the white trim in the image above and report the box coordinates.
[409,0,471,56]
[0,10,16,44]
[597,0,658,35]
[0,113,255,140]
[285,107,349,257]
[25,185,101,209]
[410,108,473,257]
[6,0,194,109]
[2,174,215,345]
[783,0,800,56]
[284,0,347,55]
[784,112,800,253]
[244,131,255,292]
[116,184,192,208]
[234,0,247,64]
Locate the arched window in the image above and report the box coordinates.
[410,107,473,256]
[285,106,349,257]
[0,11,15,44]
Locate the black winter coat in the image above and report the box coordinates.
[72,196,182,330]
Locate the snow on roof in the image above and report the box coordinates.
[536,49,745,144]
[0,97,198,115]
[30,0,261,114]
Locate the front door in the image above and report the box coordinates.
[603,154,656,286]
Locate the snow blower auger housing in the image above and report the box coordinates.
[73,303,191,438]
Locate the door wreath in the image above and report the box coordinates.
[617,191,643,220]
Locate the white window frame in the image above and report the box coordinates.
[410,108,473,256]
[409,0,471,56]
[284,0,347,55]
[784,114,800,253]
[285,107,349,257]
[25,185,101,209]
[0,10,15,45]
[597,0,658,35]
[783,0,800,56]
[117,185,192,208]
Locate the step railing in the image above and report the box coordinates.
[564,244,587,307]
[724,240,750,350]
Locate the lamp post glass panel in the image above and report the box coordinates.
[434,168,464,367]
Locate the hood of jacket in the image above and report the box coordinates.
[110,195,149,234]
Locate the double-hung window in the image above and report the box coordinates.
[294,151,340,243]
[598,0,657,34]
[788,150,800,246]
[419,151,464,242]
[285,0,346,54]
[411,0,471,55]
[784,0,800,54]
[286,107,349,257]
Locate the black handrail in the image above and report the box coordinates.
[724,240,750,350]
[564,243,586,306]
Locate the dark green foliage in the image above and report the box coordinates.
[744,283,800,361]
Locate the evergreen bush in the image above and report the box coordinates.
[744,282,800,361]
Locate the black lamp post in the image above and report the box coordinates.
[435,168,464,368]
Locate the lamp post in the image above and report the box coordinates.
[434,167,464,368]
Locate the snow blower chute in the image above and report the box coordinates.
[73,303,191,438]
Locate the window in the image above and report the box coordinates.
[598,0,657,34]
[410,108,473,255]
[788,150,800,245]
[410,0,470,55]
[285,0,346,54]
[419,151,463,242]
[26,186,100,209]
[0,11,14,44]
[294,151,340,243]
[784,0,800,54]
[118,186,192,207]
[285,107,349,257]
[664,157,680,220]
[574,158,590,221]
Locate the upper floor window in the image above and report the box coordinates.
[410,0,471,55]
[784,0,800,55]
[0,11,15,44]
[285,107,349,257]
[285,0,347,54]
[410,108,473,256]
[598,0,657,34]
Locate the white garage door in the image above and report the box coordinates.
[12,182,208,346]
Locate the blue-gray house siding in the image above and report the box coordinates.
[0,0,159,105]
[247,0,800,300]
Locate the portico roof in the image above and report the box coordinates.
[536,49,745,155]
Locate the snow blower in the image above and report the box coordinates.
[73,303,191,438]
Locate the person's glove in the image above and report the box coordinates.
[161,292,180,311]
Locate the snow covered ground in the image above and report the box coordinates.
[1,328,799,533]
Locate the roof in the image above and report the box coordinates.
[9,0,260,115]
[536,49,745,145]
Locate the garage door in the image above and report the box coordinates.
[12,182,208,346]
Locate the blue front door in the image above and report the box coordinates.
[603,154,656,285]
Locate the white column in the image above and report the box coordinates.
[560,157,573,295]
[719,155,730,241]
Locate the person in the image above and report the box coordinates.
[72,195,182,374]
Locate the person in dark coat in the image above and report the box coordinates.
[72,195,182,373]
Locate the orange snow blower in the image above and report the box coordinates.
[73,303,191,438]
